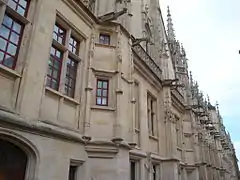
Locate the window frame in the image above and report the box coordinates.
[47,45,64,91]
[130,160,140,180]
[46,17,84,99]
[68,165,78,180]
[147,93,157,137]
[96,78,109,106]
[99,33,110,45]
[65,57,78,98]
[0,0,30,70]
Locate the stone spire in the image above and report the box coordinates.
[167,6,176,42]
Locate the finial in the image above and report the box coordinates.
[167,6,176,41]
[190,71,193,84]
[181,43,186,56]
[207,94,210,104]
[216,101,219,112]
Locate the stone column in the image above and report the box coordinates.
[113,27,123,140]
[83,31,95,136]
[161,88,179,180]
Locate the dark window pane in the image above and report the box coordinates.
[56,50,61,58]
[96,79,109,106]
[7,43,17,56]
[53,69,58,79]
[48,59,53,66]
[0,38,7,51]
[7,0,29,17]
[53,33,57,41]
[102,98,107,105]
[54,60,60,68]
[46,77,51,87]
[52,80,58,90]
[0,51,4,62]
[0,26,10,38]
[99,34,110,45]
[47,68,52,76]
[97,89,101,96]
[17,6,25,16]
[13,22,21,33]
[130,161,136,180]
[10,32,20,44]
[103,81,108,89]
[7,1,17,11]
[3,15,13,28]
[68,36,80,55]
[97,81,102,88]
[65,58,77,98]
[53,24,66,45]
[97,97,101,105]
[3,55,14,68]
[69,166,77,180]
[19,0,27,7]
[103,90,107,97]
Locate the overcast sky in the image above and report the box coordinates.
[159,0,240,164]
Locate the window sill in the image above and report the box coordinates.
[45,87,80,105]
[0,64,21,78]
[91,105,116,111]
[95,43,116,49]
[149,135,158,141]
[52,39,68,52]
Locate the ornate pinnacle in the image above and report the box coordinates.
[181,43,186,57]
[216,101,219,111]
[190,71,193,85]
[167,6,176,42]
[207,94,210,104]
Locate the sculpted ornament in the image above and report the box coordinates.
[89,32,95,58]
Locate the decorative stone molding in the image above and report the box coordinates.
[132,44,162,81]
[85,144,118,158]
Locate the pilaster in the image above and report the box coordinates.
[83,31,95,136]
[113,27,123,140]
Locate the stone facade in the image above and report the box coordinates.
[0,0,239,180]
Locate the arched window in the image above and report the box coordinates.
[0,139,28,180]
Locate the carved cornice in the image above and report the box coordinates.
[132,44,162,81]
[85,143,119,158]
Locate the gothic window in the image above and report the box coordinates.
[134,81,140,130]
[0,0,30,69]
[147,93,157,136]
[65,57,77,98]
[130,160,140,180]
[46,19,82,98]
[47,46,63,90]
[0,139,28,180]
[134,81,140,146]
[99,33,110,45]
[152,165,157,180]
[96,79,109,106]
[68,165,77,180]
